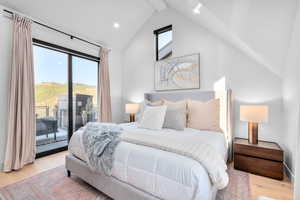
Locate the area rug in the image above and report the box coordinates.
[0,166,251,200]
[217,167,251,200]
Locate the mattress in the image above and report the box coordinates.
[68,123,227,200]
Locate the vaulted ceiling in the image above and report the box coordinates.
[0,0,297,76]
[0,0,156,49]
[165,0,297,77]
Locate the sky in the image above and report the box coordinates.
[158,30,172,50]
[33,45,98,86]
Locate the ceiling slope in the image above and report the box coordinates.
[146,0,168,12]
[166,0,280,77]
[0,0,155,50]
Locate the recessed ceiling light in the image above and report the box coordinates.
[193,3,203,14]
[113,22,120,29]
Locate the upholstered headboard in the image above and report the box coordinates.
[144,90,233,161]
[145,91,215,102]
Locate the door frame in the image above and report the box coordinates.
[33,39,100,158]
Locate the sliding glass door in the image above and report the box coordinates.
[33,41,99,157]
[34,46,69,156]
[72,56,98,132]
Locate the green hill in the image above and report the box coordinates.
[35,82,97,108]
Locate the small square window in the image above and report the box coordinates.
[154,25,172,61]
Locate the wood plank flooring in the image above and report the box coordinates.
[0,151,294,200]
[250,172,293,200]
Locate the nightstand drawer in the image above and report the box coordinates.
[234,143,283,162]
[234,154,283,180]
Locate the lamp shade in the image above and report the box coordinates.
[125,104,140,114]
[240,105,269,123]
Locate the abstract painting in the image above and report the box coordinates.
[155,53,200,91]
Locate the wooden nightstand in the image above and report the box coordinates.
[234,138,284,180]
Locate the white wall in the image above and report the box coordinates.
[0,7,123,169]
[123,8,283,154]
[199,0,297,76]
[108,49,123,123]
[229,0,297,75]
[214,0,300,181]
[282,0,300,188]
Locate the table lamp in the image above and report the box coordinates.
[240,105,269,144]
[125,104,140,122]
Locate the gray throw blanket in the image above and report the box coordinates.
[82,122,122,176]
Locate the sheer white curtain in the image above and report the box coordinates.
[98,47,112,122]
[4,14,36,172]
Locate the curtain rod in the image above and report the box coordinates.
[3,9,109,50]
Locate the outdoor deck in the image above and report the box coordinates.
[36,129,68,154]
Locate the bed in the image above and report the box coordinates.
[66,90,233,200]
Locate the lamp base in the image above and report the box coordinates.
[129,114,135,123]
[248,122,258,144]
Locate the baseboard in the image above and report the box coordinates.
[284,162,294,183]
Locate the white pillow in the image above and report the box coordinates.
[136,100,163,121]
[139,105,167,130]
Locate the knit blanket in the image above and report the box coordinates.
[82,122,122,176]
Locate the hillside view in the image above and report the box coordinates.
[35,82,97,116]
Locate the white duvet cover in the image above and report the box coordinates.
[68,123,228,200]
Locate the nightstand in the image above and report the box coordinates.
[234,138,284,180]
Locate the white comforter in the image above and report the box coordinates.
[69,123,228,200]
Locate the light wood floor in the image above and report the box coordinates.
[0,151,68,188]
[0,151,294,200]
[249,171,293,200]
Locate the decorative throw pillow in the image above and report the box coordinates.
[163,102,186,130]
[139,105,167,130]
[163,99,187,129]
[136,100,163,121]
[187,99,222,132]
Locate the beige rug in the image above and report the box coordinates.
[217,167,251,200]
[0,166,251,200]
